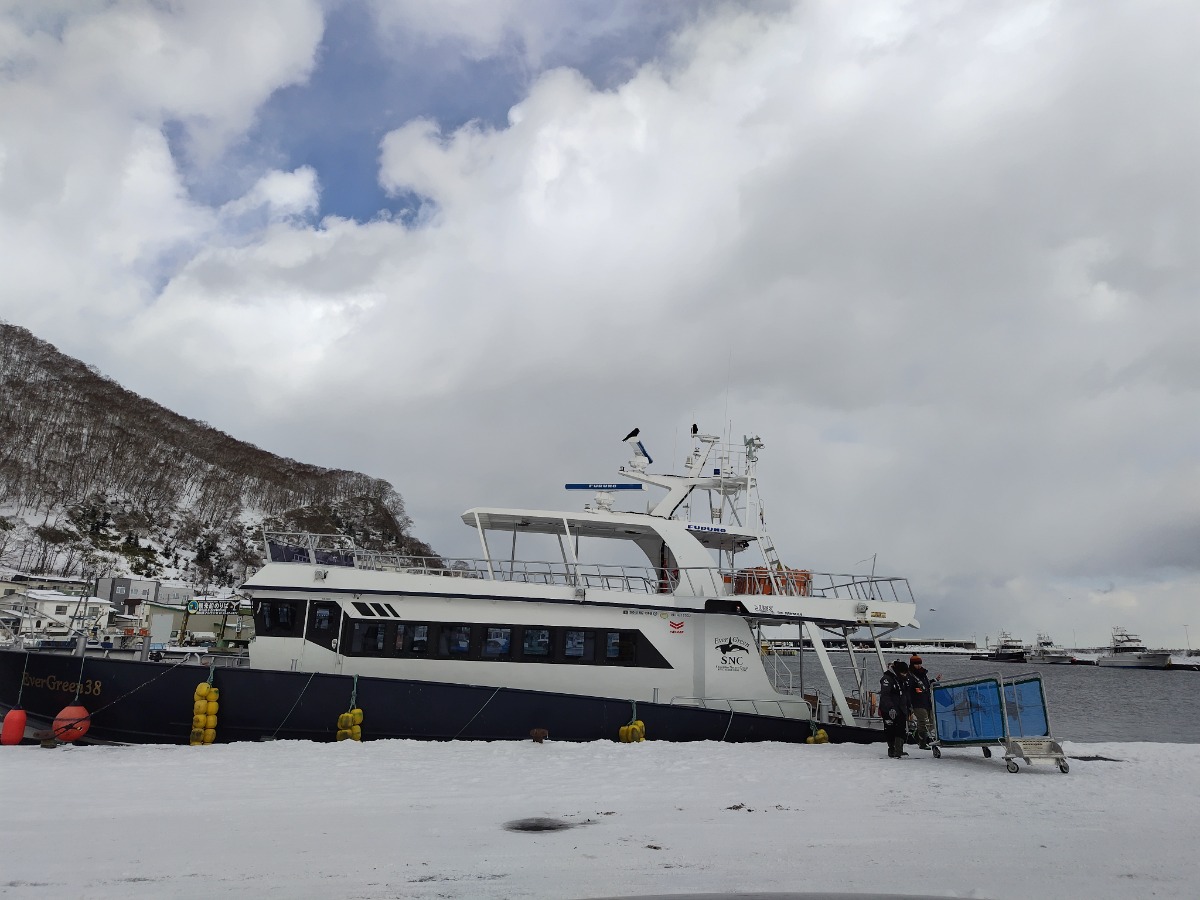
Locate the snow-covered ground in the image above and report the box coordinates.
[1,738,1196,899]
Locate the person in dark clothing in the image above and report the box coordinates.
[907,654,939,750]
[879,660,914,758]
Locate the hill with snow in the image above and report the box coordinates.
[0,322,434,586]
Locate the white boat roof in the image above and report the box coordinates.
[462,507,759,552]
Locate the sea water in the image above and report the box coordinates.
[770,651,1200,743]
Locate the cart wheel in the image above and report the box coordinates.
[1006,760,1019,773]
[932,745,941,758]
[1059,761,1069,774]
[982,746,992,758]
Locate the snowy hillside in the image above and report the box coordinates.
[0,322,434,585]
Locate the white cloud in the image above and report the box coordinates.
[2,0,1198,647]
[221,166,321,221]
[0,0,324,325]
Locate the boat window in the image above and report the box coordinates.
[440,624,472,656]
[604,630,637,663]
[350,621,388,656]
[299,611,669,668]
[482,626,513,658]
[255,600,304,638]
[408,624,431,654]
[305,601,341,650]
[352,602,374,616]
[522,627,551,658]
[563,629,595,662]
[370,603,390,617]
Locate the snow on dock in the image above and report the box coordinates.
[0,738,1197,899]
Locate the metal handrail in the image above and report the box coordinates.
[668,695,814,719]
[264,532,914,604]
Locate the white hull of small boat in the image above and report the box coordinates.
[1096,652,1171,669]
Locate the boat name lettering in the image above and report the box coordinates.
[686,525,727,533]
[870,611,886,619]
[22,673,103,696]
[753,604,775,615]
[622,610,660,616]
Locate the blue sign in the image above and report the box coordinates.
[564,483,644,491]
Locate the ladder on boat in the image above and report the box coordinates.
[754,531,860,727]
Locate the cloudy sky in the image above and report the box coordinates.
[2,0,1197,647]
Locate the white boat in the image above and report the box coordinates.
[1096,627,1171,669]
[1028,633,1073,665]
[1,427,921,744]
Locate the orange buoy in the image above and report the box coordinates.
[53,705,91,742]
[2,708,27,745]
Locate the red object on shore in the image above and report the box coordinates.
[53,705,91,742]
[1,708,26,745]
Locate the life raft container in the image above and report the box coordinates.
[731,566,811,596]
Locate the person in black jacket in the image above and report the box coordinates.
[879,660,914,758]
[907,654,939,750]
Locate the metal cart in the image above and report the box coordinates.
[929,672,1069,774]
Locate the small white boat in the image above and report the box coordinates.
[1028,633,1073,665]
[1096,627,1171,669]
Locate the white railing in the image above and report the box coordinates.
[668,696,814,720]
[264,533,913,603]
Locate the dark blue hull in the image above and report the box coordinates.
[0,648,883,745]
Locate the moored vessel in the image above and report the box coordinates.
[0,427,922,746]
[1096,627,1171,669]
[1028,633,1073,665]
[971,631,1026,663]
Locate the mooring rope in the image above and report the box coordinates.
[271,671,317,740]
[14,651,30,706]
[71,653,87,703]
[721,707,736,742]
[453,686,502,740]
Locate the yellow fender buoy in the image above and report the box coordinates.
[350,708,364,726]
[193,683,219,745]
